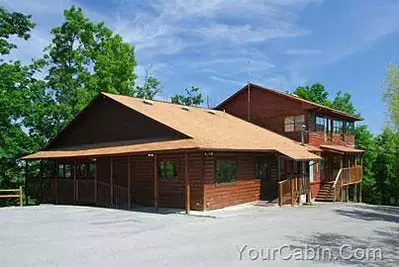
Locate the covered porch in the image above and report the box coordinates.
[314,145,364,202]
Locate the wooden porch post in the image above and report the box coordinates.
[39,160,43,203]
[153,154,158,209]
[185,154,190,214]
[290,161,295,206]
[110,156,113,207]
[94,159,97,205]
[24,160,29,205]
[73,159,77,204]
[55,159,58,204]
[346,185,349,202]
[127,156,131,210]
[359,183,362,203]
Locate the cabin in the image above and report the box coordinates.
[23,92,320,212]
[216,83,364,202]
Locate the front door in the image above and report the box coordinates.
[258,158,278,201]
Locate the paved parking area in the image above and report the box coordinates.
[0,203,397,266]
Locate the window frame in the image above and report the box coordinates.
[346,121,355,134]
[215,158,237,184]
[284,114,305,132]
[158,158,179,180]
[333,120,344,134]
[315,116,327,132]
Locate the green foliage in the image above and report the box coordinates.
[372,126,398,204]
[293,83,330,106]
[354,125,377,203]
[135,68,162,100]
[0,7,35,55]
[41,5,137,137]
[171,86,204,106]
[331,91,358,116]
[0,8,39,190]
[383,64,399,131]
[293,83,358,116]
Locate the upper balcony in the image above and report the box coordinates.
[308,114,356,147]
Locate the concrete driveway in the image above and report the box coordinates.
[0,203,397,266]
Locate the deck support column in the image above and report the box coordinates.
[127,156,131,210]
[346,186,349,202]
[153,154,158,209]
[185,154,190,214]
[354,184,358,202]
[73,159,77,204]
[359,183,362,203]
[110,156,113,207]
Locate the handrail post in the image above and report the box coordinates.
[19,186,23,207]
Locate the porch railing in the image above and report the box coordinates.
[278,176,309,206]
[332,166,363,202]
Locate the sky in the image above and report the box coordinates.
[2,0,399,134]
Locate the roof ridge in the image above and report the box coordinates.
[101,92,219,113]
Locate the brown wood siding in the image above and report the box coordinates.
[221,86,312,143]
[203,153,280,210]
[48,96,186,149]
[130,155,154,207]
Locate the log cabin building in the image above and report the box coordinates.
[216,83,364,202]
[23,92,320,212]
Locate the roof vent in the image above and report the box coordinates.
[143,99,154,105]
[207,110,216,115]
[291,93,298,97]
[182,106,190,111]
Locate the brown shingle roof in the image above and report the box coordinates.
[23,139,198,159]
[320,145,364,154]
[24,93,321,161]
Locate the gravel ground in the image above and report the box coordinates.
[0,202,397,267]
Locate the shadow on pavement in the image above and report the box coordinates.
[333,204,399,223]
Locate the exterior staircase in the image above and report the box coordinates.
[315,182,335,202]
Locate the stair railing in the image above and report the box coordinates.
[332,168,343,202]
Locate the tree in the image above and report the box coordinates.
[331,91,358,116]
[41,6,137,138]
[0,8,40,190]
[0,7,35,55]
[355,125,377,203]
[372,126,398,205]
[171,86,204,106]
[383,64,399,131]
[293,83,330,106]
[135,67,162,100]
[293,83,359,116]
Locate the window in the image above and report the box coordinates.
[333,120,344,134]
[216,159,237,184]
[42,160,56,178]
[158,159,178,180]
[346,121,355,134]
[256,160,269,180]
[315,116,327,132]
[78,164,87,177]
[284,115,305,132]
[88,164,96,177]
[58,164,72,178]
